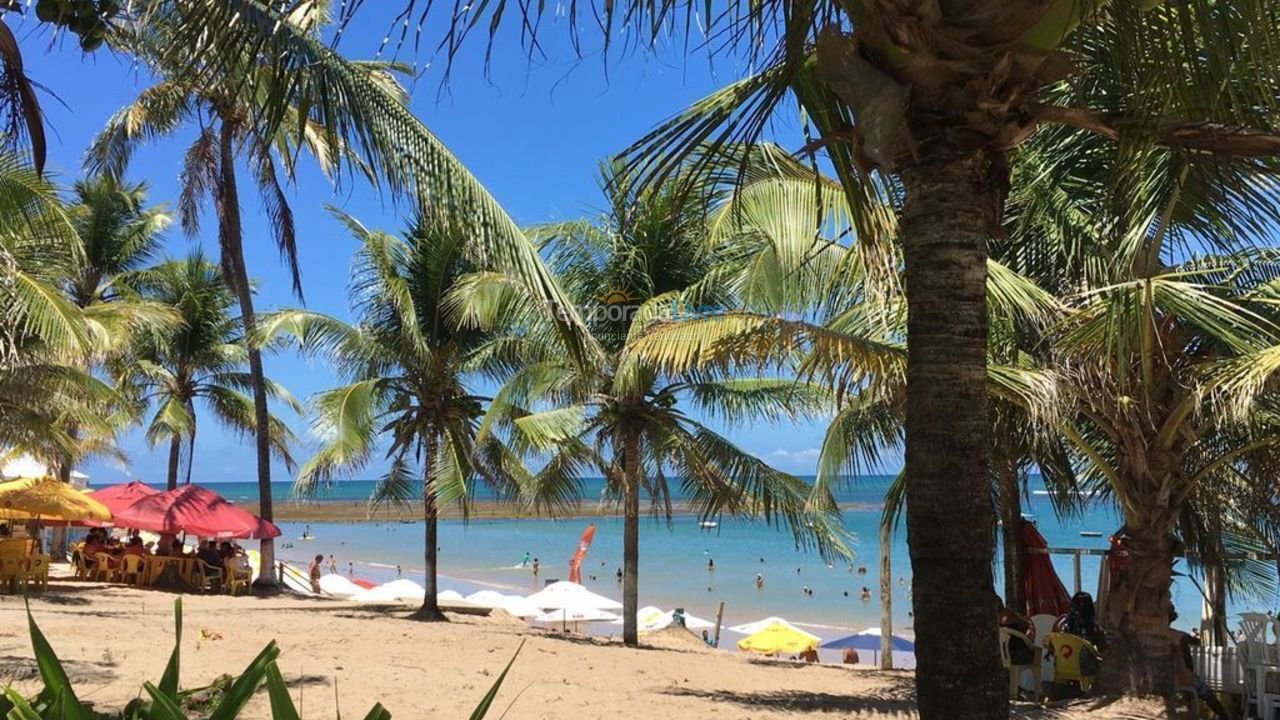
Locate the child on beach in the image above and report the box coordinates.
[309,554,323,594]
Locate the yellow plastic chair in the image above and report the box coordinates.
[94,552,119,582]
[999,627,1041,699]
[25,554,49,590]
[194,561,224,593]
[120,554,146,586]
[71,549,92,579]
[0,554,27,593]
[224,559,251,595]
[1044,631,1100,692]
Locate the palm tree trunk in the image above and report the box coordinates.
[214,117,276,589]
[621,425,641,647]
[900,154,1006,719]
[997,454,1024,613]
[415,431,447,621]
[879,517,893,670]
[166,434,181,490]
[1098,511,1177,694]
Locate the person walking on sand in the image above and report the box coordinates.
[327,555,337,573]
[532,557,539,576]
[309,554,324,594]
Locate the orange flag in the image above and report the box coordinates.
[568,523,597,583]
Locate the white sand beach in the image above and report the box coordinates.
[0,579,1168,719]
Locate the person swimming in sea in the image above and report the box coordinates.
[857,565,867,575]
[860,586,871,601]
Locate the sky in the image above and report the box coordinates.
[15,8,902,484]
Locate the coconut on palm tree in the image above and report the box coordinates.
[126,252,298,491]
[259,209,534,620]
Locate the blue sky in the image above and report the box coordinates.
[17,10,900,484]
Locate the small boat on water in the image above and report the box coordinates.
[699,520,718,529]
[1079,531,1103,538]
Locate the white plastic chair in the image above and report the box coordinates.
[1030,614,1058,685]
[999,628,1041,700]
[1238,614,1280,720]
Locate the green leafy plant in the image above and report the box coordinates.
[2,598,523,719]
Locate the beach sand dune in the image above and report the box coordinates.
[1,581,1164,719]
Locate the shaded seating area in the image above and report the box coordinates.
[0,476,110,593]
[4,477,277,595]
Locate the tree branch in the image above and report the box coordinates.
[1032,104,1280,157]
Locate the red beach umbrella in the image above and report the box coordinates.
[113,484,281,539]
[87,481,160,515]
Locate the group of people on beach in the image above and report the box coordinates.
[999,590,1227,718]
[77,528,250,591]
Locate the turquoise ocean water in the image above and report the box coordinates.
[95,477,1228,644]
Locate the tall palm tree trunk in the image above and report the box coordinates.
[621,425,641,647]
[879,517,893,670]
[900,154,1005,719]
[416,430,447,621]
[1098,505,1177,694]
[996,454,1023,612]
[166,434,182,490]
[215,118,276,589]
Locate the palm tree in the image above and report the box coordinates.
[128,252,298,490]
[469,162,845,646]
[91,3,596,587]
[325,0,1280,710]
[259,209,532,620]
[49,175,174,484]
[0,153,119,461]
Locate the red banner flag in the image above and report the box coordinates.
[568,523,597,583]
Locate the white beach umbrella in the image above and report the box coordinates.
[727,616,820,642]
[465,590,509,608]
[525,581,623,611]
[609,606,716,632]
[318,574,365,599]
[353,579,426,604]
[500,595,543,618]
[438,589,464,602]
[534,606,620,624]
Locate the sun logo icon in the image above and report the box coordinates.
[598,288,635,304]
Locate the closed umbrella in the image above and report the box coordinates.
[113,484,279,539]
[0,477,112,524]
[736,621,820,655]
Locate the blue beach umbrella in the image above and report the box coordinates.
[821,627,915,655]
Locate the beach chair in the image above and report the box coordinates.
[1239,638,1280,720]
[71,549,91,579]
[223,560,251,596]
[999,628,1041,700]
[25,554,49,591]
[1044,632,1100,693]
[119,554,146,587]
[194,561,224,593]
[0,554,25,593]
[93,552,119,582]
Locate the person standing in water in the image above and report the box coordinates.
[755,573,765,589]
[532,557,539,576]
[520,551,531,568]
[707,558,714,571]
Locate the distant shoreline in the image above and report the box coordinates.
[244,499,883,523]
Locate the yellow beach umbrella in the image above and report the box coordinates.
[0,476,112,524]
[735,621,820,655]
